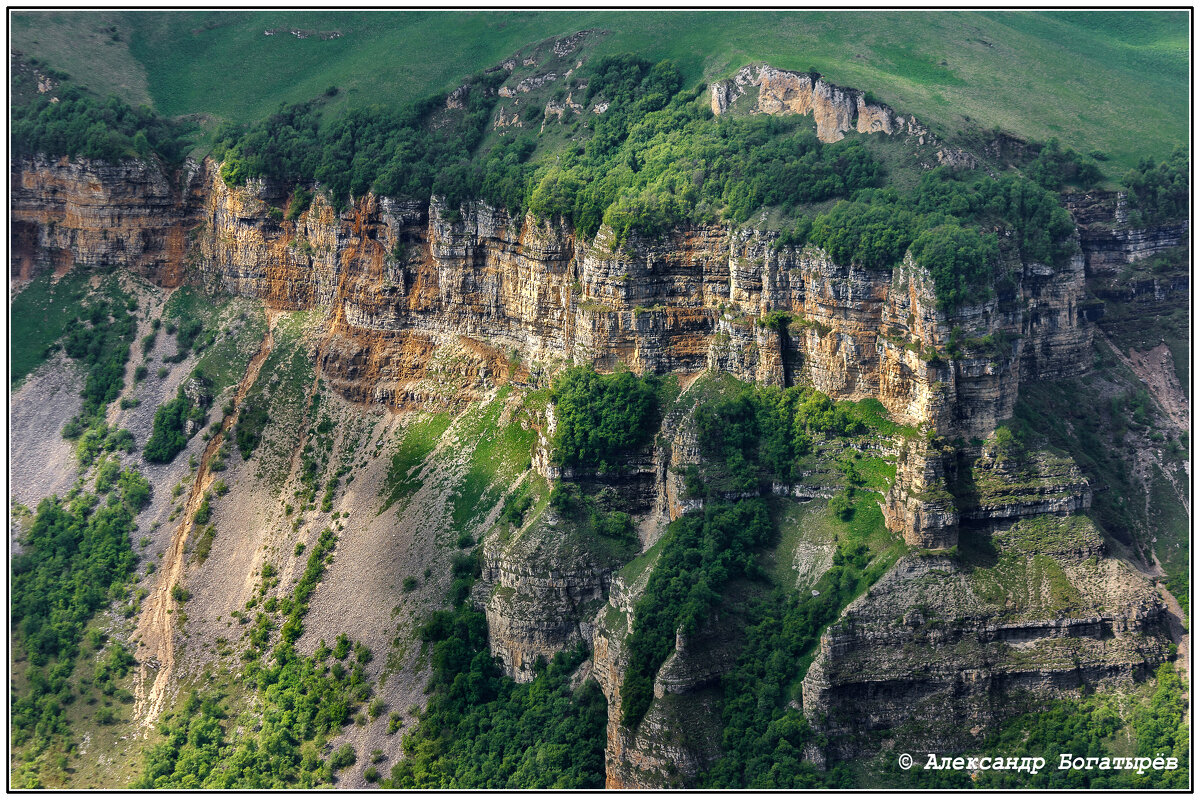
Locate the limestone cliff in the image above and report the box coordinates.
[10,155,205,286]
[710,65,926,144]
[802,513,1171,762]
[708,64,976,168]
[8,148,1144,788]
[10,155,1091,448]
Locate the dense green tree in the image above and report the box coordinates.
[550,367,660,470]
[1122,148,1188,226]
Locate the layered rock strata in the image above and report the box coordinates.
[802,513,1171,761]
[10,155,206,285]
[709,65,927,144]
[12,156,1091,451]
[1066,190,1189,275]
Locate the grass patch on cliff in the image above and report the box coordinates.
[381,412,452,514]
[700,490,900,788]
[449,388,537,534]
[238,312,316,487]
[189,298,269,397]
[10,267,93,386]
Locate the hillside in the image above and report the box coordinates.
[10,9,1189,171]
[8,9,1190,792]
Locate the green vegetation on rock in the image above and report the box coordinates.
[384,549,607,788]
[702,494,898,788]
[620,500,776,728]
[550,366,661,471]
[11,86,190,164]
[10,468,149,779]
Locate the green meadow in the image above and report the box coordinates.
[10,10,1188,171]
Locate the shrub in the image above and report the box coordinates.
[144,396,194,463]
[193,497,212,525]
[829,489,855,520]
[194,525,216,563]
[329,744,356,772]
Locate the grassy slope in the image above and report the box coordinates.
[9,9,152,106]
[9,10,1187,171]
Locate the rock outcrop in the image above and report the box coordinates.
[10,139,1149,789]
[10,155,206,285]
[883,438,959,549]
[1066,190,1189,275]
[802,513,1171,761]
[12,156,1092,449]
[710,65,926,144]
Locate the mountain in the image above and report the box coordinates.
[8,11,1190,790]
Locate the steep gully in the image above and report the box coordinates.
[131,314,275,729]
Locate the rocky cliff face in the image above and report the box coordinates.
[710,65,924,144]
[10,155,206,286]
[1066,190,1189,275]
[10,151,1143,787]
[708,64,976,168]
[191,163,1090,446]
[12,156,1091,445]
[802,512,1170,762]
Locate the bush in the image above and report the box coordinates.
[619,500,774,728]
[235,396,269,460]
[329,744,356,772]
[402,576,418,592]
[194,525,217,563]
[829,489,855,520]
[144,396,194,463]
[1123,147,1188,226]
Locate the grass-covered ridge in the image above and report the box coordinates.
[11,10,1186,170]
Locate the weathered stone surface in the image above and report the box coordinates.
[957,441,1092,522]
[802,514,1171,761]
[11,150,1160,789]
[14,156,1093,447]
[10,155,205,285]
[1066,190,1189,275]
[709,65,923,144]
[884,438,959,549]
